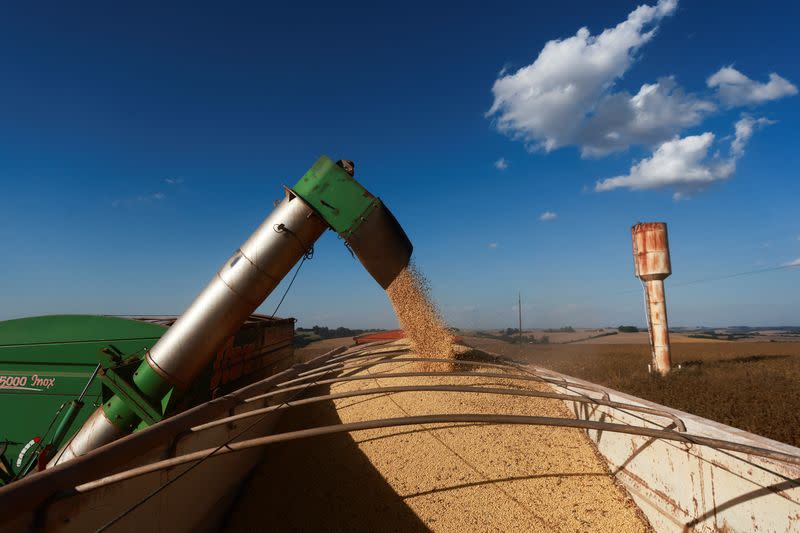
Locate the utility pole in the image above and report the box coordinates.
[518,292,523,344]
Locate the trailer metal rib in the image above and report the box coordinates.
[191,384,688,433]
[76,414,800,497]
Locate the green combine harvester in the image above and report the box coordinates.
[0,155,412,527]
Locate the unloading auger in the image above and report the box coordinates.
[49,156,412,466]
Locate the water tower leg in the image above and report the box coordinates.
[645,279,671,376]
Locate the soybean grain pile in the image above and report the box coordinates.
[386,264,455,362]
[466,337,800,447]
[226,342,649,532]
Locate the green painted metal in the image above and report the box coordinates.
[93,345,168,431]
[100,368,163,428]
[0,315,166,479]
[0,315,166,364]
[97,344,176,434]
[292,155,379,237]
[45,400,82,460]
[132,355,172,399]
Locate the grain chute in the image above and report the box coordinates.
[48,156,412,466]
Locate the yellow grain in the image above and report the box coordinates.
[386,264,454,368]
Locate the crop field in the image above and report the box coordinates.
[464,337,800,447]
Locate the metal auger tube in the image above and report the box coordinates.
[50,189,328,466]
[50,155,414,467]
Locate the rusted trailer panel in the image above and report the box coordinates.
[353,330,405,344]
[209,315,294,392]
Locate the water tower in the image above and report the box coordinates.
[632,222,672,376]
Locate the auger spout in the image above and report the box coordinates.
[50,156,411,466]
[292,157,412,289]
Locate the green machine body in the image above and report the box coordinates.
[292,156,413,289]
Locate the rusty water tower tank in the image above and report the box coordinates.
[632,222,672,376]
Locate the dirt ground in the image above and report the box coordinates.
[465,336,800,447]
[225,343,649,532]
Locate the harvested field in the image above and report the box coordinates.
[472,329,726,345]
[570,331,724,344]
[226,341,648,532]
[465,337,800,447]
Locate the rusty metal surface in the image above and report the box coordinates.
[644,279,671,375]
[210,318,295,392]
[352,329,406,344]
[632,222,671,280]
[633,222,673,375]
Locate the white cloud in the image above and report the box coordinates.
[165,177,184,185]
[784,258,800,267]
[580,77,715,156]
[596,115,772,196]
[488,242,499,249]
[539,211,557,221]
[595,133,734,194]
[707,67,797,107]
[487,0,710,157]
[494,157,509,170]
[487,0,790,198]
[731,115,774,156]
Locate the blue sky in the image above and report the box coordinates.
[1,1,798,329]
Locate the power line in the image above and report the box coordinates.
[670,264,797,288]
[616,263,797,294]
